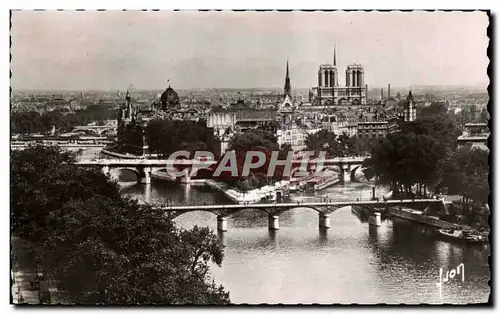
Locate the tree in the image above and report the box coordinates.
[363,130,448,197]
[441,146,489,205]
[229,129,279,152]
[11,111,44,135]
[305,130,343,157]
[419,102,447,117]
[11,146,230,304]
[145,119,215,157]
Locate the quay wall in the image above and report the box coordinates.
[101,149,141,159]
[388,207,471,230]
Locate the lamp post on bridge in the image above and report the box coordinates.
[141,127,149,159]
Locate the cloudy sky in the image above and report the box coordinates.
[11,11,489,90]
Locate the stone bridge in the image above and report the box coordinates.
[75,156,368,185]
[72,125,117,136]
[147,199,444,232]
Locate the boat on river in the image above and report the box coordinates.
[437,228,487,244]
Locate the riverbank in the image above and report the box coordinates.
[149,168,290,204]
[101,149,140,159]
[387,207,470,230]
[191,179,291,204]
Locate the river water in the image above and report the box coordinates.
[120,178,490,304]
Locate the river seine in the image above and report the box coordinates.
[119,178,490,304]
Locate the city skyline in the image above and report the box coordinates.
[11,11,489,91]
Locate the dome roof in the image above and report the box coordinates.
[160,86,180,110]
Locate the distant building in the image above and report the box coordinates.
[207,106,279,156]
[346,123,358,137]
[276,125,307,152]
[311,46,367,106]
[159,84,180,110]
[400,91,417,122]
[382,91,417,123]
[169,108,205,122]
[457,123,489,150]
[357,115,398,139]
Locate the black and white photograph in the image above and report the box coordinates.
[9,9,491,305]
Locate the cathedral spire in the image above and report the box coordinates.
[334,45,337,67]
[125,89,131,103]
[284,60,292,99]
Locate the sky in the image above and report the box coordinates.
[11,11,489,91]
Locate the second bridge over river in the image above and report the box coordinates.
[147,199,444,232]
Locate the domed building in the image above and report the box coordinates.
[160,84,180,111]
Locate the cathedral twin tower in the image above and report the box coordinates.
[313,45,367,106]
[316,46,365,88]
[284,45,367,106]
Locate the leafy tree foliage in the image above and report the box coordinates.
[305,130,372,158]
[229,129,279,152]
[11,106,117,135]
[364,109,461,197]
[440,146,489,205]
[418,102,448,118]
[145,119,215,157]
[11,146,230,304]
[225,129,282,191]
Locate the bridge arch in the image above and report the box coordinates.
[99,128,116,136]
[350,165,365,182]
[73,128,100,136]
[322,165,340,172]
[242,205,323,216]
[170,209,220,219]
[109,167,141,182]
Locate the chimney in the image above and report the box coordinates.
[380,88,384,101]
[388,84,391,98]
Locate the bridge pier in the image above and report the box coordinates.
[179,168,191,184]
[339,164,351,183]
[139,167,152,185]
[368,212,382,227]
[268,215,279,230]
[318,213,331,229]
[217,216,228,232]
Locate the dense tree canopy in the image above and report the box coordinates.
[145,119,215,157]
[363,131,448,196]
[225,129,286,191]
[11,106,117,135]
[229,129,279,152]
[11,146,230,304]
[305,130,373,158]
[440,146,489,205]
[363,100,490,210]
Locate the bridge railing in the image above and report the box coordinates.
[147,198,444,211]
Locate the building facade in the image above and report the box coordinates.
[357,116,398,139]
[311,47,368,106]
[400,91,417,122]
[276,125,307,152]
[457,122,489,150]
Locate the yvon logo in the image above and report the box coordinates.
[437,263,465,298]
